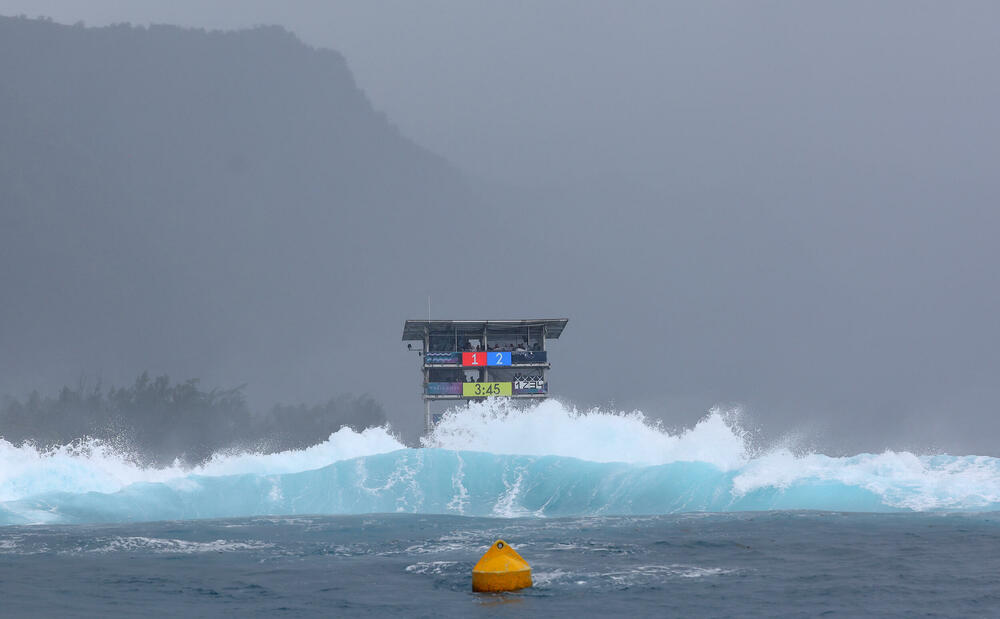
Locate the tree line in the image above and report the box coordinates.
[0,373,387,465]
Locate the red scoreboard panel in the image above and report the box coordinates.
[462,352,487,366]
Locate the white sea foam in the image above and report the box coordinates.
[732,450,1000,511]
[0,426,404,502]
[85,536,273,554]
[599,564,734,585]
[529,565,734,589]
[404,561,460,575]
[423,399,751,470]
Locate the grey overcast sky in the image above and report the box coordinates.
[2,2,998,451]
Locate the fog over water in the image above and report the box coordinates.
[0,2,998,453]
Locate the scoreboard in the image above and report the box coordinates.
[424,351,547,366]
[461,352,511,366]
[462,382,513,397]
[426,380,545,397]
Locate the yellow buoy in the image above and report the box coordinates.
[472,539,532,592]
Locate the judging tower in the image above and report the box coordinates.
[401,319,569,433]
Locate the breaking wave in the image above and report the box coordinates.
[2,400,1000,525]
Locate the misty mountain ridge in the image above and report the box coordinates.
[0,16,476,440]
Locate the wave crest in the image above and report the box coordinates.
[0,426,404,503]
[423,399,750,470]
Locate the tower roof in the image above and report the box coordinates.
[401,319,569,341]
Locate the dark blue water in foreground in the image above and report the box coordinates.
[3,512,1000,617]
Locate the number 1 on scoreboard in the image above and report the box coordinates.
[462,352,485,366]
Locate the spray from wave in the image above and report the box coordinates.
[2,399,1000,525]
[0,427,404,502]
[422,399,751,470]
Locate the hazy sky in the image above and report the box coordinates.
[2,2,998,451]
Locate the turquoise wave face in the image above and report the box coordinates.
[5,404,1000,525]
[4,448,1000,526]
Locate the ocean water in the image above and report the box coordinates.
[3,400,1000,616]
[4,512,1000,616]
